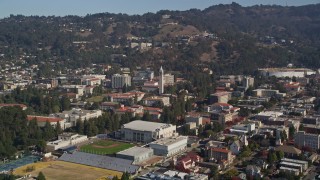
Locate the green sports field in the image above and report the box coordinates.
[80,140,134,155]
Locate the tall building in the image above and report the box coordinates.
[294,131,320,150]
[111,74,131,89]
[243,76,254,90]
[164,74,175,85]
[159,66,164,94]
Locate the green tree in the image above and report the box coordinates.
[299,124,304,131]
[37,172,46,180]
[223,169,238,179]
[268,152,278,164]
[55,121,63,136]
[289,126,295,139]
[142,111,152,121]
[122,84,128,93]
[277,150,284,160]
[75,119,84,134]
[121,172,130,180]
[239,108,250,117]
[36,140,47,152]
[210,165,219,180]
[185,99,193,112]
[60,96,71,111]
[42,121,55,141]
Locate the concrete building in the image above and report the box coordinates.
[254,111,283,121]
[253,89,286,98]
[208,148,233,165]
[294,131,320,150]
[258,68,315,78]
[27,115,66,130]
[230,123,255,135]
[149,136,188,157]
[120,120,177,143]
[106,91,145,104]
[60,85,87,97]
[246,165,262,179]
[116,146,154,164]
[209,92,231,104]
[243,76,254,90]
[81,75,105,86]
[159,66,164,94]
[142,81,159,92]
[51,108,102,127]
[279,158,308,175]
[112,74,131,89]
[143,96,170,106]
[302,116,320,125]
[132,70,154,85]
[185,115,203,126]
[275,145,302,158]
[230,140,242,155]
[137,170,208,180]
[46,133,88,152]
[164,74,174,86]
[258,125,289,141]
[175,152,203,173]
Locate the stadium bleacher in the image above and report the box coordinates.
[59,151,139,174]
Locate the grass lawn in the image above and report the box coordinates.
[80,140,134,155]
[14,161,122,180]
[87,96,104,103]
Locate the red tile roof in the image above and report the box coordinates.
[0,103,27,108]
[211,147,230,154]
[27,115,63,122]
[202,118,211,125]
[214,103,231,107]
[144,107,162,112]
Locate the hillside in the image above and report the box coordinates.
[0,3,319,76]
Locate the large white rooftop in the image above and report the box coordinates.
[150,136,188,146]
[257,111,283,117]
[117,146,153,157]
[122,120,173,132]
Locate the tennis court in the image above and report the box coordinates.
[0,155,40,172]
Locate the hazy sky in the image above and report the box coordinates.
[0,0,319,18]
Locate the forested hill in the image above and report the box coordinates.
[0,3,319,75]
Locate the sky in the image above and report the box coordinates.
[0,0,319,18]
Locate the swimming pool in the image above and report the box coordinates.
[0,155,40,172]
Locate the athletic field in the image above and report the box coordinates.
[80,140,134,155]
[13,161,122,180]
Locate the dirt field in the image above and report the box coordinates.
[14,161,122,180]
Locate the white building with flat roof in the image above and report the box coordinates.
[258,68,315,78]
[279,158,308,175]
[46,133,88,152]
[51,108,102,127]
[254,111,283,121]
[149,136,188,157]
[253,89,286,98]
[230,123,255,135]
[120,120,177,143]
[116,146,154,164]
